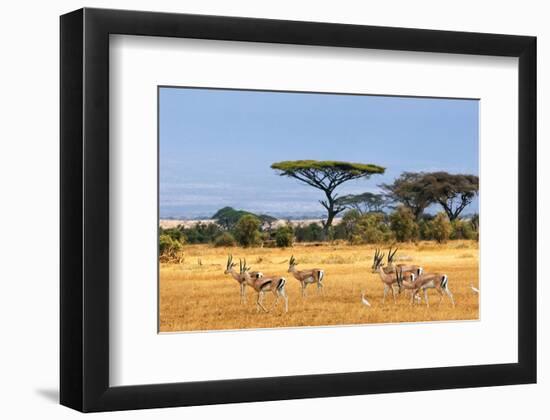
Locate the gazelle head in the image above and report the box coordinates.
[371,248,385,272]
[288,255,298,273]
[224,254,237,274]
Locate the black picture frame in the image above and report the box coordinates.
[60,7,537,412]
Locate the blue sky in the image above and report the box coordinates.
[159,87,479,219]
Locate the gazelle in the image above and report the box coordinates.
[240,259,288,313]
[287,255,325,297]
[408,272,455,308]
[371,248,398,304]
[223,255,263,304]
[385,247,423,282]
[385,247,423,303]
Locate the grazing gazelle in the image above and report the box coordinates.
[371,248,398,304]
[287,255,325,297]
[223,255,263,304]
[408,271,455,308]
[240,259,288,313]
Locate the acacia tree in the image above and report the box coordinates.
[422,172,479,221]
[381,171,479,221]
[380,172,434,220]
[271,160,385,233]
[335,192,388,214]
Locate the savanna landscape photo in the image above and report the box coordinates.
[158,87,480,333]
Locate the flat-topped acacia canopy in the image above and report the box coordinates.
[271,160,385,175]
[271,160,385,232]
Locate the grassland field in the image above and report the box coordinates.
[159,241,479,332]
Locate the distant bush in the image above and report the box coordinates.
[213,206,254,230]
[275,225,294,248]
[341,210,393,244]
[450,218,477,240]
[389,206,419,242]
[418,220,433,240]
[160,227,185,242]
[233,214,262,247]
[182,222,223,244]
[294,222,324,242]
[159,234,184,262]
[213,232,237,247]
[331,222,348,241]
[212,206,277,230]
[430,212,452,243]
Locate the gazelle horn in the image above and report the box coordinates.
[227,254,233,269]
[388,247,398,262]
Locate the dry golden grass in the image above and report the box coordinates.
[159,241,479,332]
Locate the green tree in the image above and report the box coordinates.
[271,160,385,234]
[343,211,393,244]
[212,207,253,230]
[341,209,362,240]
[212,206,277,231]
[421,172,479,221]
[430,212,452,243]
[389,206,419,242]
[381,172,434,220]
[275,224,294,248]
[233,214,262,247]
[213,232,237,247]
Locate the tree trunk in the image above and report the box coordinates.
[324,208,336,234]
[321,192,338,238]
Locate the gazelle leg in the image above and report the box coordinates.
[240,283,245,304]
[301,282,306,298]
[446,288,455,307]
[424,288,430,308]
[391,285,397,304]
[271,291,279,309]
[277,289,288,313]
[382,284,388,304]
[257,291,268,312]
[435,288,443,306]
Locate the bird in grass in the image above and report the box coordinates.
[361,292,371,307]
[470,283,480,294]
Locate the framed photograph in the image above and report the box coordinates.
[60,8,536,412]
